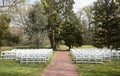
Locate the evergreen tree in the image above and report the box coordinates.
[92,0,120,49]
[60,0,83,50]
[61,15,83,50]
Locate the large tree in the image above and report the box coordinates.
[25,2,46,48]
[60,0,83,50]
[60,15,83,50]
[41,0,63,50]
[41,0,83,50]
[0,13,10,48]
[0,13,20,48]
[92,0,120,49]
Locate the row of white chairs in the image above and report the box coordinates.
[0,49,53,63]
[111,50,120,59]
[70,48,120,63]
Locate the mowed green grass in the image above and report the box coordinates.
[80,45,94,48]
[0,53,55,76]
[0,46,15,51]
[0,60,46,76]
[76,60,120,76]
[59,45,94,50]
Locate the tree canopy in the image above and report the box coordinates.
[0,13,20,48]
[41,0,83,50]
[25,2,47,48]
[92,0,120,49]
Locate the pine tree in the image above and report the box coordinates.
[92,0,120,49]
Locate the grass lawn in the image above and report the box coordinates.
[80,45,94,48]
[0,46,15,51]
[0,52,55,76]
[59,45,69,50]
[59,45,94,50]
[76,60,120,76]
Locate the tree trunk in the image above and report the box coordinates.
[107,28,111,49]
[49,32,56,50]
[88,20,91,37]
[55,39,60,50]
[0,45,1,50]
[68,45,71,51]
[107,45,110,49]
[36,33,39,49]
[3,0,4,6]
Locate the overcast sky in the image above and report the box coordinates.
[73,0,96,12]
